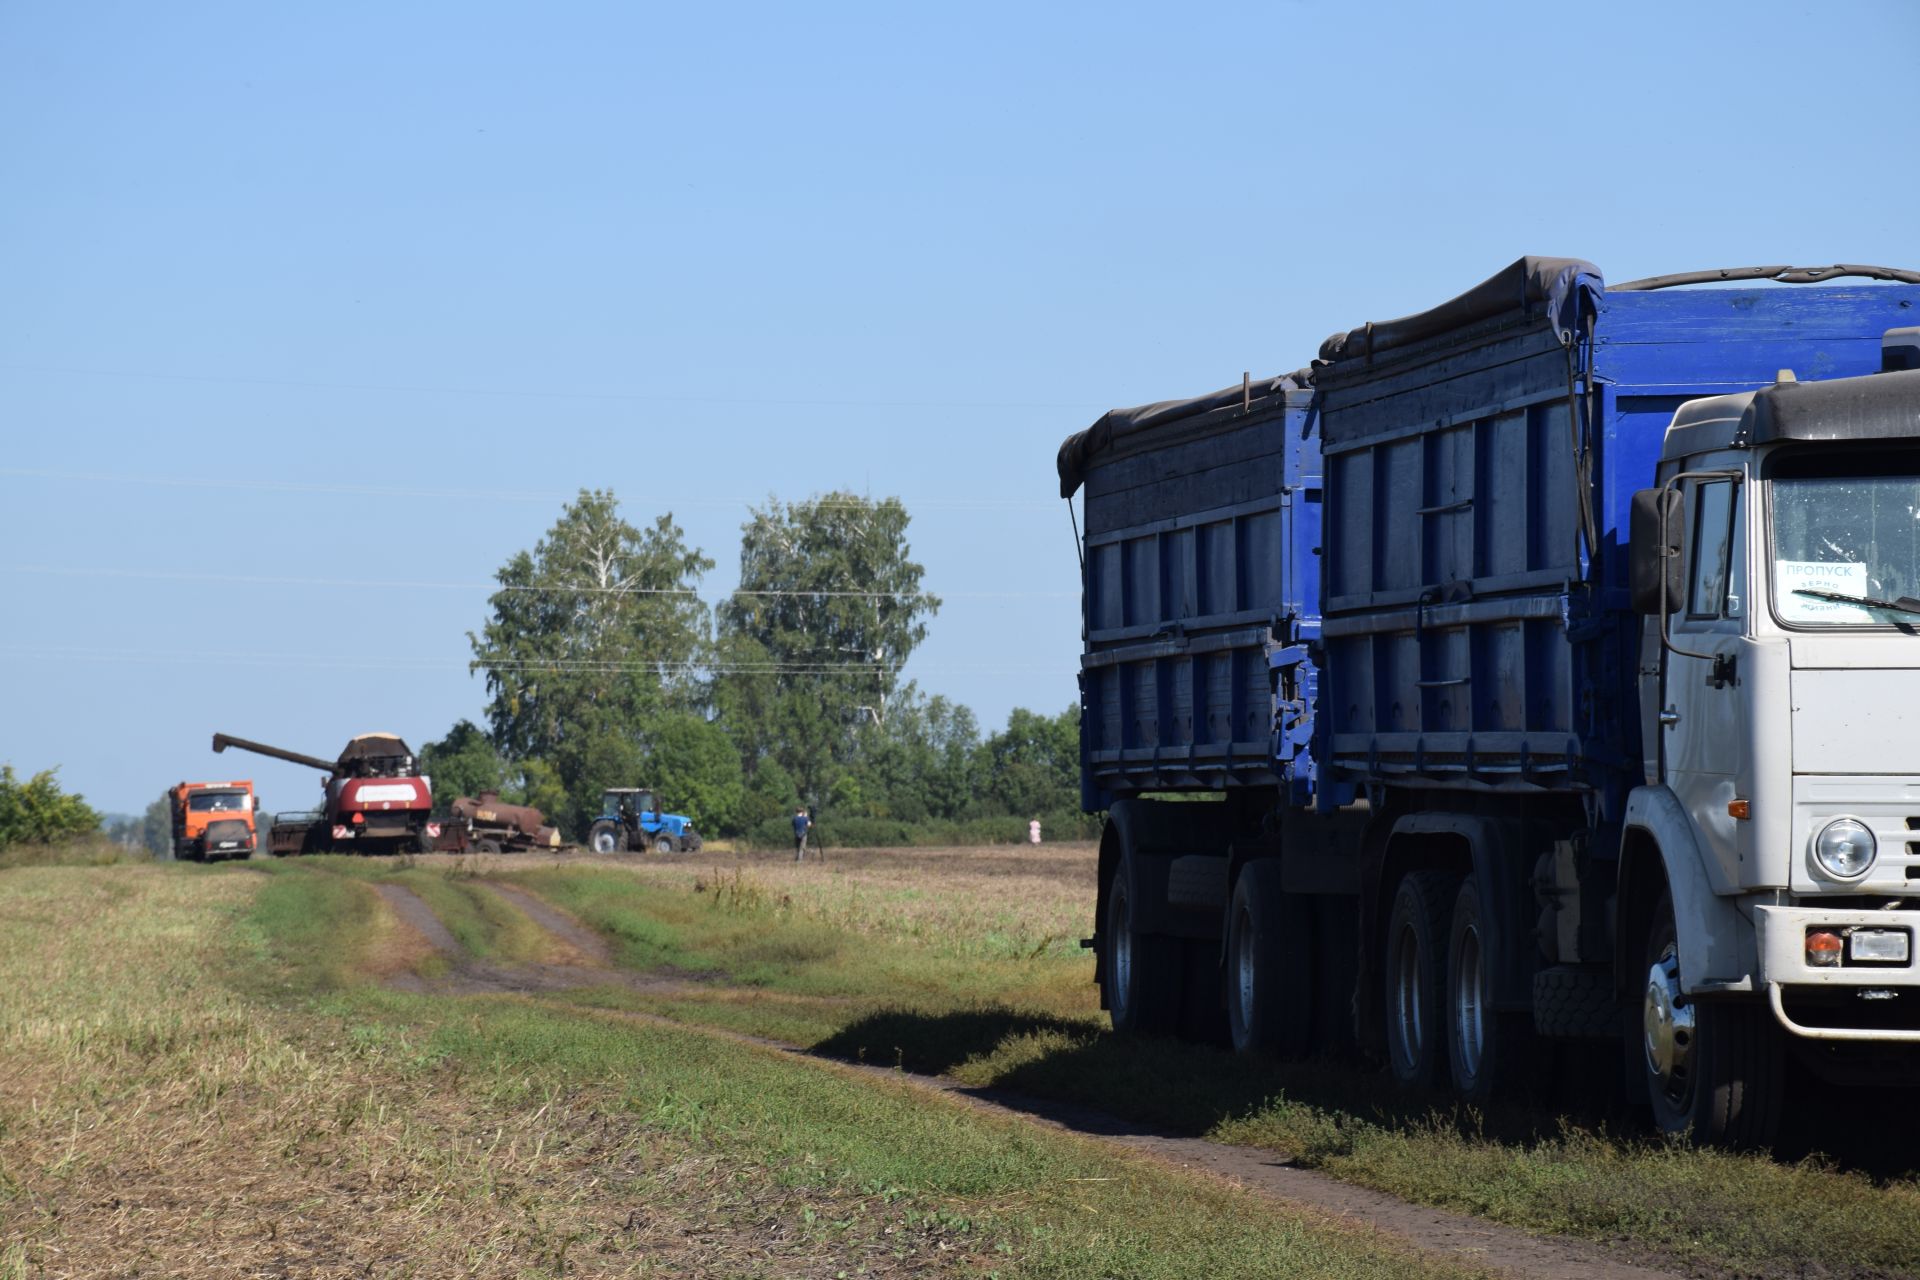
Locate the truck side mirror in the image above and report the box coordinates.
[1629,487,1684,615]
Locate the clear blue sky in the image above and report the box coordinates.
[3,0,1915,816]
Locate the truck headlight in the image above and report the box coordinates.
[1814,818,1877,880]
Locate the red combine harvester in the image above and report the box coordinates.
[211,732,439,855]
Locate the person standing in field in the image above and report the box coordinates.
[793,807,811,861]
[1028,818,1042,845]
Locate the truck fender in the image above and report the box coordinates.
[1619,785,1756,996]
[1383,814,1532,1009]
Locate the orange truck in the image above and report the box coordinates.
[168,780,259,861]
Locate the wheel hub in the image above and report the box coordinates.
[1234,905,1256,1029]
[1390,922,1423,1070]
[1643,948,1696,1102]
[1453,924,1484,1078]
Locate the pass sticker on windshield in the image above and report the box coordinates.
[1776,560,1873,623]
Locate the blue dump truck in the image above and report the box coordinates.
[1058,259,1920,1149]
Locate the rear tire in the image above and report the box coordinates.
[1104,849,1181,1036]
[1446,875,1530,1104]
[1384,870,1457,1091]
[1226,860,1315,1057]
[588,821,624,855]
[1637,890,1783,1149]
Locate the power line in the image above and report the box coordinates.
[0,564,1077,600]
[0,360,1107,412]
[0,467,1063,509]
[0,644,1061,676]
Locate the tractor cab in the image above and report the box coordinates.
[602,787,658,825]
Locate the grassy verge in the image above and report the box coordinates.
[491,857,1920,1280]
[0,862,1477,1279]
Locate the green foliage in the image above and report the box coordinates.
[417,719,510,806]
[715,493,939,806]
[643,713,745,832]
[843,690,980,822]
[468,489,713,832]
[980,705,1080,817]
[0,765,100,850]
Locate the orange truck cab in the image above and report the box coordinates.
[169,780,258,861]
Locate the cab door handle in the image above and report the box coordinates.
[1659,706,1681,728]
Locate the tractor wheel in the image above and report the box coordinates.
[588,821,624,855]
[686,832,704,853]
[653,834,675,855]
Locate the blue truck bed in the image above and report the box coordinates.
[1061,259,1920,817]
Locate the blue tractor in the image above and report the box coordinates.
[588,787,703,854]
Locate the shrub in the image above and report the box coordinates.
[0,765,100,851]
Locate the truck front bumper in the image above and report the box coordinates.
[1754,904,1920,1041]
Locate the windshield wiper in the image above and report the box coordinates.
[1792,588,1920,618]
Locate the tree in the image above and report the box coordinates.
[716,493,939,805]
[418,720,511,804]
[977,706,1080,817]
[846,691,979,822]
[142,794,171,858]
[644,713,745,833]
[469,490,713,829]
[0,766,100,850]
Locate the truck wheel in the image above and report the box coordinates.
[653,834,675,855]
[1384,870,1457,1090]
[174,839,199,863]
[1637,890,1783,1149]
[1226,860,1314,1057]
[588,821,624,855]
[1104,850,1180,1036]
[1446,875,1530,1104]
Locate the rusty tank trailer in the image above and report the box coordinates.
[442,791,564,854]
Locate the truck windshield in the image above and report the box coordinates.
[1771,454,1920,625]
[189,791,248,812]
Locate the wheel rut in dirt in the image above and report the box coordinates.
[371,882,704,998]
[370,878,1685,1280]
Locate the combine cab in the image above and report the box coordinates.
[212,732,439,855]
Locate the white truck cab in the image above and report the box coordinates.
[1630,339,1920,1121]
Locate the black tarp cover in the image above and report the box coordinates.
[1317,256,1603,364]
[1056,372,1307,499]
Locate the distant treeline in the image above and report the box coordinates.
[416,489,1095,846]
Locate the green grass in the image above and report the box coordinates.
[493,862,1920,1280]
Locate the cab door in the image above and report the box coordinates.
[1661,465,1749,894]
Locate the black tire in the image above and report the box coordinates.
[686,832,704,853]
[414,830,437,855]
[1533,966,1618,1039]
[653,834,675,855]
[1383,870,1458,1090]
[1445,875,1531,1104]
[475,838,502,855]
[174,839,200,863]
[1103,848,1181,1036]
[1225,860,1315,1057]
[1636,890,1783,1149]
[587,820,624,855]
